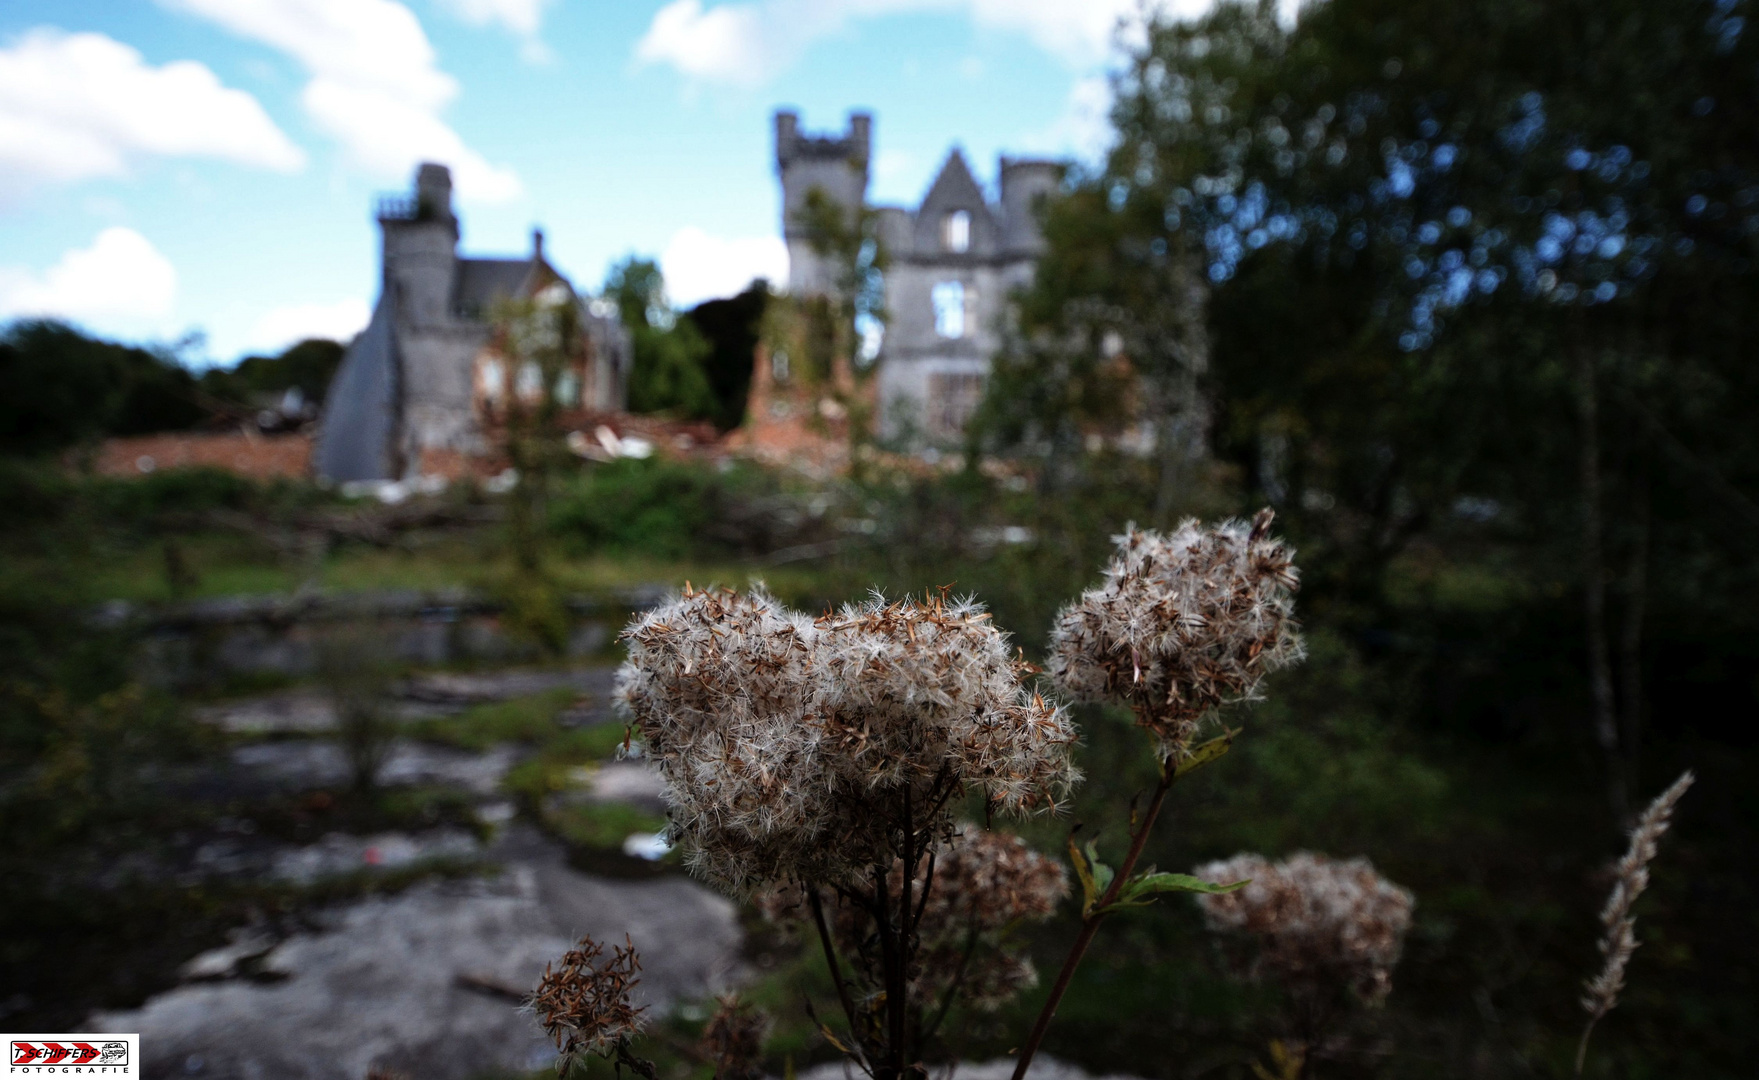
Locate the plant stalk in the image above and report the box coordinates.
[1008,764,1179,1080]
[809,889,862,1051]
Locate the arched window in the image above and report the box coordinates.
[941,210,971,253]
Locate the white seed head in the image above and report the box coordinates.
[1048,509,1302,755]
[618,586,1080,892]
[1194,851,1414,1003]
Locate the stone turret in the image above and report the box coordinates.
[998,157,1064,257]
[774,109,871,296]
[378,162,459,329]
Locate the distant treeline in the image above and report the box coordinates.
[0,321,343,456]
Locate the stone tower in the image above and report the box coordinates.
[774,110,871,296]
[379,163,460,329]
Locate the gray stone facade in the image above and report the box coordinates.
[315,164,629,482]
[774,111,1062,444]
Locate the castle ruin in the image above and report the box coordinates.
[774,110,1064,443]
[315,163,629,482]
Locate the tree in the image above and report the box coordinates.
[0,321,208,454]
[981,0,1759,817]
[604,256,718,420]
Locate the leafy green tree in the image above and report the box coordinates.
[0,321,207,454]
[687,281,769,431]
[198,338,344,408]
[983,0,1759,819]
[604,256,718,419]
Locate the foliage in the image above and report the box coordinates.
[198,338,344,409]
[406,687,580,751]
[548,456,795,560]
[979,0,1759,831]
[687,283,770,430]
[313,625,401,794]
[0,320,207,454]
[605,256,719,420]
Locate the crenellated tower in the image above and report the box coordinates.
[774,109,871,297]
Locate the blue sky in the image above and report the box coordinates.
[0,0,1183,365]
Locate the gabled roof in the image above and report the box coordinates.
[921,149,988,211]
[453,258,534,318]
[912,149,999,257]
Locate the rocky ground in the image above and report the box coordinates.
[100,664,738,1080]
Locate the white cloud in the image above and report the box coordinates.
[246,297,371,353]
[303,79,521,202]
[635,0,1185,85]
[636,0,771,86]
[660,227,788,308]
[1019,72,1114,163]
[437,0,557,60]
[0,28,303,199]
[0,228,178,330]
[162,0,520,201]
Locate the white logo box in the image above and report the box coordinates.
[6,1034,138,1076]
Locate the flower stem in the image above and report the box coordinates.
[1574,1014,1599,1077]
[809,889,861,1048]
[1009,765,1179,1080]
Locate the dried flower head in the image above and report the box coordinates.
[618,585,1079,892]
[815,591,1081,815]
[619,585,832,888]
[758,828,1069,1013]
[531,935,646,1072]
[1194,852,1414,1003]
[1579,770,1695,1042]
[1047,510,1302,755]
[700,995,771,1080]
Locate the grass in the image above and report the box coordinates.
[503,725,640,809]
[3,528,850,609]
[407,687,582,750]
[4,465,1753,1077]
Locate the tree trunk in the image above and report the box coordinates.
[1573,324,1627,821]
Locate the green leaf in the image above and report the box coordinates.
[1068,837,1116,917]
[1172,728,1238,779]
[1117,872,1249,907]
[1067,836,1097,908]
[1084,840,1115,897]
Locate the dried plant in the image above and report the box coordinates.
[1193,852,1415,1004]
[590,523,1303,1080]
[1010,511,1302,1080]
[700,995,771,1080]
[1575,769,1695,1076]
[531,934,655,1079]
[1047,509,1303,757]
[617,583,1079,1079]
[758,828,1069,1039]
[617,583,1080,892]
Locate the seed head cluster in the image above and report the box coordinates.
[758,828,1069,1012]
[1193,852,1414,1003]
[909,829,1070,1009]
[1047,510,1302,755]
[618,585,1080,891]
[1582,769,1695,1024]
[531,935,645,1070]
[699,995,771,1080]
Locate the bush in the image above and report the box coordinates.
[549,458,790,560]
[0,321,206,454]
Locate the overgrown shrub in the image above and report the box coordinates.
[548,458,803,560]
